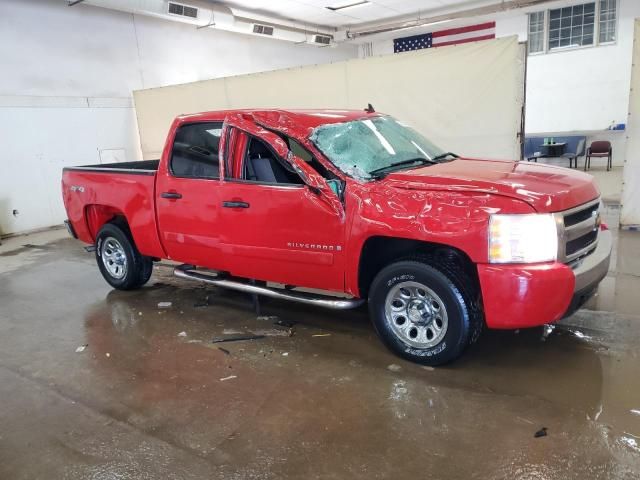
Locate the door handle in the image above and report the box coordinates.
[161,192,182,199]
[222,201,250,209]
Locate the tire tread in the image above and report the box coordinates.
[368,254,483,365]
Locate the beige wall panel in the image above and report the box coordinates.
[134,36,524,161]
[345,36,524,159]
[224,62,349,109]
[134,80,229,158]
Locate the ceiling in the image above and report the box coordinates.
[217,0,484,29]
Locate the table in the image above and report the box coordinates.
[538,142,566,157]
[527,142,573,167]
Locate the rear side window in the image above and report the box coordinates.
[171,122,222,178]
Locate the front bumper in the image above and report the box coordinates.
[563,229,612,317]
[572,230,612,293]
[478,229,612,329]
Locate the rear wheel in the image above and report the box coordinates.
[96,222,153,290]
[368,258,482,365]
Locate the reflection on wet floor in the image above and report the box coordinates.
[0,209,639,479]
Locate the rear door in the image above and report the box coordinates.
[217,116,347,292]
[155,120,229,270]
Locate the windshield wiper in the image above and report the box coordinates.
[368,158,435,177]
[431,152,458,162]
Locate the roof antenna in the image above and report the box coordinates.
[364,103,375,113]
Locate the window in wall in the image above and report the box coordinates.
[528,0,616,54]
[599,0,617,43]
[171,122,222,178]
[548,3,595,50]
[528,11,545,54]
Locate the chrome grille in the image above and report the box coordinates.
[556,199,601,264]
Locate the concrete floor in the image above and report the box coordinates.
[527,160,623,204]
[591,167,624,204]
[1,205,639,479]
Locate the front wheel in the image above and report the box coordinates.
[368,259,482,365]
[95,222,153,290]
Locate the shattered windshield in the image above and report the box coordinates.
[309,116,450,180]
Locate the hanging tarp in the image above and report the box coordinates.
[134,36,525,162]
[621,20,640,227]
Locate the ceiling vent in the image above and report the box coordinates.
[252,24,275,36]
[314,34,332,45]
[168,2,198,19]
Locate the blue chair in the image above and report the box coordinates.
[561,138,586,169]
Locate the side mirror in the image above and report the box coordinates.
[325,179,344,200]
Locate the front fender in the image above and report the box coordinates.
[343,185,535,296]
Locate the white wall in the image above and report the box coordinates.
[499,0,640,167]
[502,0,640,134]
[0,0,357,235]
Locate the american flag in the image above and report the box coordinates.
[393,21,496,53]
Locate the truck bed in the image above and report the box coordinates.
[63,159,160,175]
[62,159,164,259]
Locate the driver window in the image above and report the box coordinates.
[242,137,304,185]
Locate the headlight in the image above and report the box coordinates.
[489,214,558,263]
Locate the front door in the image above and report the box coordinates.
[218,120,346,292]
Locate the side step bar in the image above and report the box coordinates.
[174,265,365,310]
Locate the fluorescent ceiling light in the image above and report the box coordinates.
[394,19,452,33]
[326,1,370,11]
[402,19,451,29]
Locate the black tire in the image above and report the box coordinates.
[139,255,154,285]
[95,222,153,290]
[368,257,482,365]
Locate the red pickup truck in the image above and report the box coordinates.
[62,109,611,364]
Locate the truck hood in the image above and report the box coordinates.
[383,158,599,212]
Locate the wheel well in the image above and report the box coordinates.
[85,205,129,240]
[358,236,479,298]
[108,215,131,233]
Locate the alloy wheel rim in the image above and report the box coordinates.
[384,281,448,349]
[101,237,127,280]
